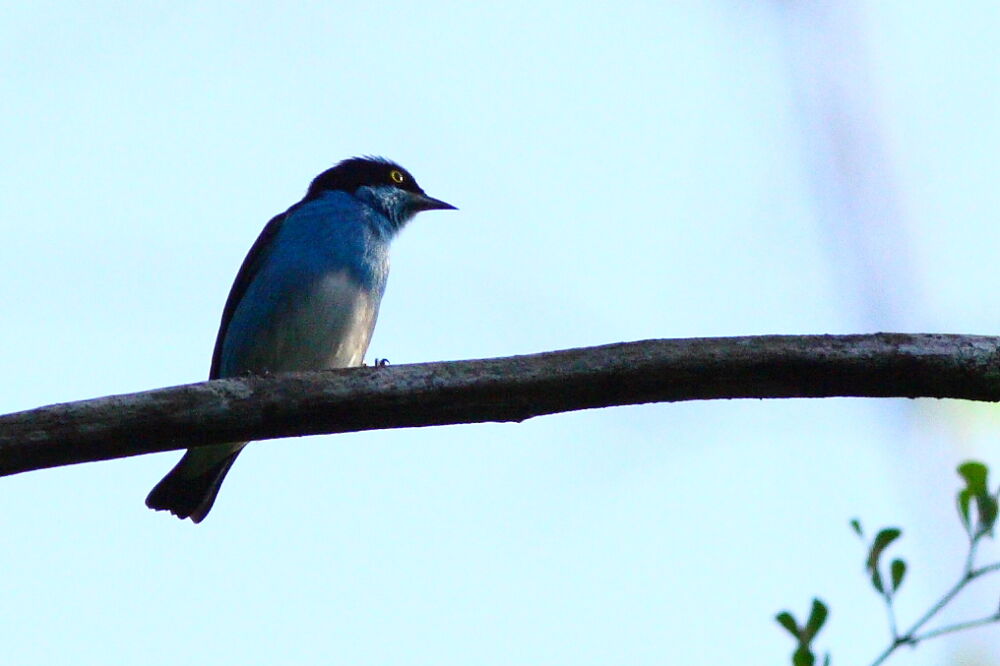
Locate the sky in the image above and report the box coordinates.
[1,2,999,664]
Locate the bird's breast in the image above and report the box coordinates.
[220,269,382,376]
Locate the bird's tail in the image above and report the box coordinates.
[145,444,246,523]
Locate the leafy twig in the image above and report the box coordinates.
[778,461,1000,666]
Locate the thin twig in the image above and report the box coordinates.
[971,561,1000,578]
[911,612,1000,643]
[871,546,1000,665]
[881,591,899,642]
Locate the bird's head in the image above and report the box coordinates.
[306,156,456,228]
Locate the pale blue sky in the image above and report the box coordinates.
[2,3,999,664]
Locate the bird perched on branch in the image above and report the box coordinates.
[146,156,456,522]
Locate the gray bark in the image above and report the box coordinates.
[2,333,999,477]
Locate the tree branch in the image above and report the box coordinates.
[3,333,1000,477]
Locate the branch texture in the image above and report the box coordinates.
[3,333,1000,476]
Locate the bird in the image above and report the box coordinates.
[145,156,456,522]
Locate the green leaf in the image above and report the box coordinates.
[822,654,831,666]
[866,528,902,572]
[803,599,828,642]
[776,611,801,639]
[977,495,998,535]
[958,489,973,533]
[849,519,863,537]
[958,461,989,495]
[890,558,906,592]
[793,647,815,666]
[871,568,884,594]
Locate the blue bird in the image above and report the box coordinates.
[146,156,455,522]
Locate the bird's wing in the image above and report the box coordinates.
[209,211,289,379]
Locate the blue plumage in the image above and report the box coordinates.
[146,157,455,522]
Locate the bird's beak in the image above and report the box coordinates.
[412,193,457,212]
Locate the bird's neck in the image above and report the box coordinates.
[354,185,414,236]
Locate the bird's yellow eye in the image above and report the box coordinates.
[390,170,405,184]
